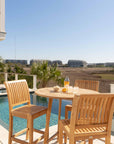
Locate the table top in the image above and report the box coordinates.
[35,87,99,100]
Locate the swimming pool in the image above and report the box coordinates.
[0,93,72,133]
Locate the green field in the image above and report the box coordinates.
[94,74,114,80]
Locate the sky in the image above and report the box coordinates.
[0,0,114,64]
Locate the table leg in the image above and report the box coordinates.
[44,98,53,144]
[58,99,62,130]
[57,99,62,142]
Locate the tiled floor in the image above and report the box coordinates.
[0,125,114,144]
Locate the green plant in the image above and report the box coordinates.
[0,62,5,72]
[0,74,5,83]
[31,62,64,87]
[18,75,33,88]
[7,64,12,73]
[14,64,26,74]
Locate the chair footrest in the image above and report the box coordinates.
[12,135,44,144]
[12,137,28,144]
[33,135,44,144]
[33,128,45,134]
[14,128,28,137]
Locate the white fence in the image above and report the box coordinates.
[0,72,37,90]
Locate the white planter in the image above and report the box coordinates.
[110,84,114,93]
[112,119,114,133]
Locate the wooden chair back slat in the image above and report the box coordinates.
[97,97,104,123]
[100,97,108,123]
[75,80,99,92]
[104,98,112,123]
[4,80,30,111]
[71,94,114,128]
[94,97,101,123]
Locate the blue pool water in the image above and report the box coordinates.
[0,93,72,133]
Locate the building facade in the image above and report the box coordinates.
[0,0,6,41]
[105,62,114,67]
[68,60,87,67]
[5,59,28,65]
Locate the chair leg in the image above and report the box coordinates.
[69,137,75,144]
[9,115,13,144]
[44,98,53,144]
[89,137,93,144]
[80,141,86,144]
[105,136,110,144]
[64,133,67,144]
[83,140,86,144]
[28,115,33,144]
[59,121,63,144]
[64,106,68,144]
[26,120,29,140]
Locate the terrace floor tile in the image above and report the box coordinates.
[0,125,114,144]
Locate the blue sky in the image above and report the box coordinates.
[0,0,114,64]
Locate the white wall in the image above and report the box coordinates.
[0,0,6,41]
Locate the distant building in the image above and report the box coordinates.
[30,59,52,65]
[105,62,114,67]
[5,59,27,65]
[88,63,105,67]
[68,60,87,67]
[52,60,62,66]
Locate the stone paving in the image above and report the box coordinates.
[0,125,114,144]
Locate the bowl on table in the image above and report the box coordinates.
[53,86,60,92]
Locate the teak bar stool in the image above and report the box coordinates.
[65,80,99,119]
[5,79,48,144]
[59,93,114,144]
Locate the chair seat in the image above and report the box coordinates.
[12,105,47,119]
[61,119,107,138]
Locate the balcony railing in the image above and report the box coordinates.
[0,72,37,90]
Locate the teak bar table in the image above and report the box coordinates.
[35,87,99,144]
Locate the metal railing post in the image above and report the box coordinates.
[15,74,18,80]
[33,75,37,90]
[33,94,37,105]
